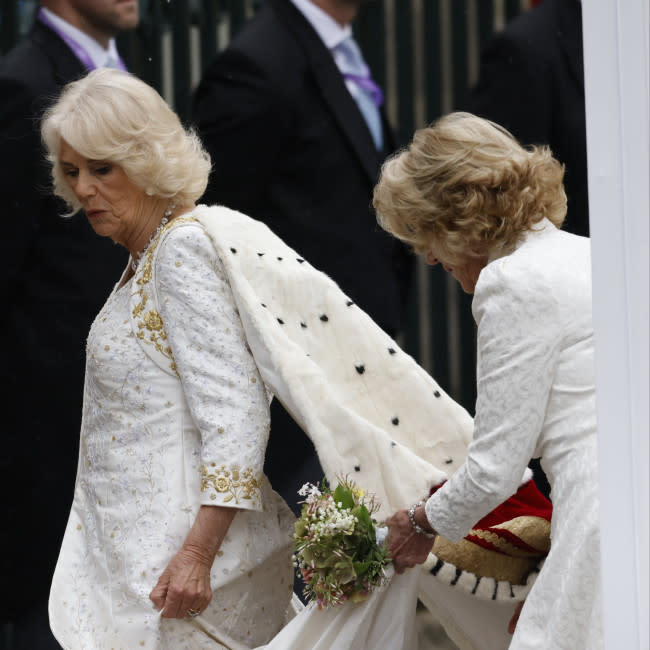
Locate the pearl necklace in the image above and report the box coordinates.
[131,211,171,272]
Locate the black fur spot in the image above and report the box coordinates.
[431,559,444,576]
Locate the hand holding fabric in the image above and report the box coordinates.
[385,508,435,574]
[150,505,237,618]
[149,545,214,618]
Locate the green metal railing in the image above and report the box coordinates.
[1,0,532,413]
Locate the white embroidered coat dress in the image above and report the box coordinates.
[425,220,603,649]
[49,219,295,650]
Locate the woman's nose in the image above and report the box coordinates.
[74,170,96,200]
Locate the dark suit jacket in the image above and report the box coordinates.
[467,0,588,236]
[193,0,411,336]
[193,0,412,510]
[0,20,127,618]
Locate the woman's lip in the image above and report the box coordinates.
[86,209,104,218]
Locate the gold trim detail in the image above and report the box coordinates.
[201,464,262,507]
[432,516,551,585]
[489,516,551,552]
[468,527,549,558]
[131,216,198,377]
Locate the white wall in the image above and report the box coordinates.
[582,1,649,648]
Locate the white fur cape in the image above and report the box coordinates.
[190,205,475,519]
[145,205,520,649]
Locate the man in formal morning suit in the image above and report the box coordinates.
[467,0,588,238]
[0,2,138,647]
[193,0,412,514]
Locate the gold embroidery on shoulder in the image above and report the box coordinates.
[200,464,262,507]
[130,216,198,377]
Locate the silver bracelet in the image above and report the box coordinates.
[408,501,435,539]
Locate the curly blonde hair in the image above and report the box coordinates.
[41,68,211,213]
[373,112,566,263]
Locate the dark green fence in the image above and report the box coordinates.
[0,0,533,414]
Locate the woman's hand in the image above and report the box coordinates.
[149,544,213,618]
[150,505,237,618]
[385,507,436,574]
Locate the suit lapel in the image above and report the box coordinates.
[270,0,382,184]
[30,19,89,86]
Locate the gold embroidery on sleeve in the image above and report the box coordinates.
[201,464,262,507]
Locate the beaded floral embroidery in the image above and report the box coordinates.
[131,217,198,377]
[201,464,262,507]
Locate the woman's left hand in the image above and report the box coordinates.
[386,508,436,574]
[149,545,213,618]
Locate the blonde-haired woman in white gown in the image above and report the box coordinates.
[42,68,295,650]
[377,113,603,649]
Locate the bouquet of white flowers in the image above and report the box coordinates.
[293,479,391,608]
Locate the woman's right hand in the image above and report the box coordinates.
[149,545,213,618]
[149,504,237,618]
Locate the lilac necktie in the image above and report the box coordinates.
[333,36,384,150]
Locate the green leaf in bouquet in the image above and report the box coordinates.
[294,517,308,538]
[331,558,356,584]
[315,551,340,570]
[353,560,372,578]
[354,504,373,530]
[333,483,355,510]
[299,546,315,566]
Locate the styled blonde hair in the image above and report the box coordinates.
[41,68,211,212]
[373,112,566,263]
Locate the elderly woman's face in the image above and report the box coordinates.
[59,139,150,246]
[425,242,488,294]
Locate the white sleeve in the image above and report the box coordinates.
[425,261,562,541]
[155,224,269,511]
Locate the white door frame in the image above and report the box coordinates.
[582,1,649,647]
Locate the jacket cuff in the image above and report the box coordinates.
[200,463,264,511]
